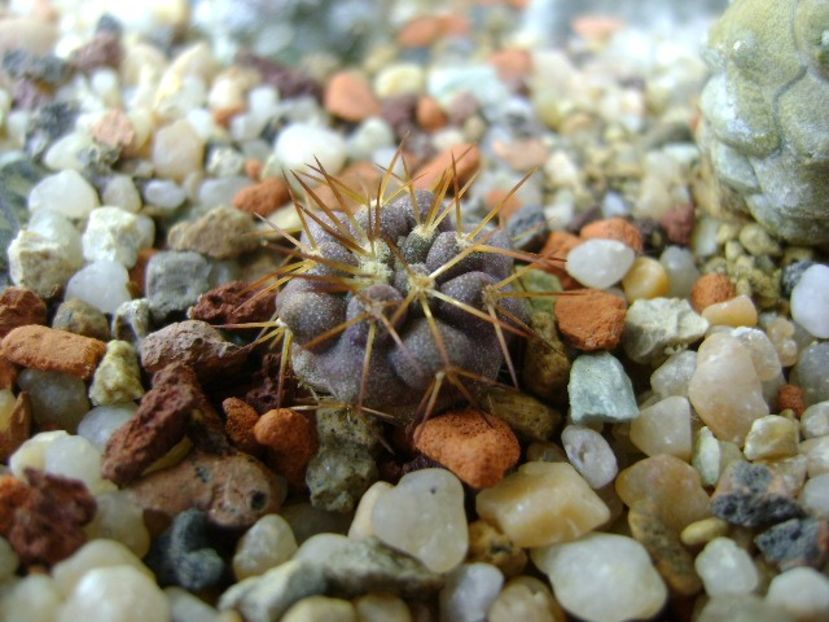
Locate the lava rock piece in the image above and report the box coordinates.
[145,509,227,591]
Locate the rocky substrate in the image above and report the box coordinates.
[0,2,828,622]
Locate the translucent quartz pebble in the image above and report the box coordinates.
[630,395,693,461]
[688,332,769,445]
[57,565,170,622]
[488,576,563,622]
[102,175,141,213]
[165,587,221,622]
[701,294,758,328]
[144,179,187,212]
[293,533,351,565]
[730,327,782,382]
[10,430,68,478]
[799,473,829,519]
[801,402,829,439]
[439,563,504,622]
[52,539,152,597]
[78,404,137,452]
[42,433,107,492]
[233,514,298,580]
[660,246,700,298]
[0,574,62,622]
[275,123,347,176]
[353,593,411,622]
[65,260,132,314]
[790,264,829,339]
[152,119,205,183]
[476,462,609,548]
[650,350,696,398]
[622,256,669,301]
[85,491,151,557]
[561,425,618,489]
[18,369,91,432]
[81,206,154,268]
[348,481,393,540]
[28,169,99,220]
[565,239,636,289]
[694,537,758,597]
[531,533,667,622]
[372,468,468,573]
[743,415,799,461]
[766,567,829,622]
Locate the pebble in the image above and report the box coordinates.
[275,123,347,176]
[694,537,759,596]
[520,311,571,403]
[8,230,77,298]
[580,217,643,253]
[82,206,153,268]
[233,177,290,217]
[488,576,562,622]
[282,596,355,622]
[78,404,136,459]
[254,408,318,490]
[630,395,693,461]
[792,343,829,406]
[281,504,351,545]
[680,517,730,547]
[466,520,527,578]
[26,210,84,269]
[710,462,803,528]
[689,332,769,445]
[16,371,90,431]
[66,260,133,315]
[690,273,736,312]
[479,386,562,443]
[701,294,758,327]
[743,415,799,461]
[790,264,829,338]
[622,298,708,364]
[52,298,110,341]
[660,246,700,298]
[143,179,188,212]
[52,539,150,596]
[777,384,806,417]
[41,433,107,492]
[372,468,468,573]
[755,517,829,570]
[414,143,481,191]
[218,560,327,622]
[476,461,609,548]
[58,564,170,622]
[28,169,99,220]
[324,71,380,122]
[531,533,667,622]
[232,514,297,581]
[89,340,144,406]
[698,594,795,622]
[766,567,829,622]
[102,176,142,214]
[0,536,17,580]
[438,563,504,622]
[615,454,711,533]
[622,256,670,301]
[306,441,377,514]
[413,409,520,488]
[0,389,28,462]
[165,587,222,622]
[145,251,212,322]
[83,490,150,558]
[568,352,638,424]
[111,299,152,346]
[374,63,425,98]
[800,472,829,519]
[553,289,626,351]
[2,324,106,380]
[0,287,45,338]
[152,119,205,182]
[353,593,412,622]
[561,425,618,489]
[650,349,697,398]
[167,205,258,259]
[565,239,635,289]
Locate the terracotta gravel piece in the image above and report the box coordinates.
[0,474,32,534]
[414,143,481,192]
[189,281,276,326]
[223,397,262,455]
[554,289,627,351]
[690,273,736,312]
[0,324,106,379]
[414,409,521,489]
[232,176,290,217]
[580,217,644,253]
[253,408,319,491]
[537,230,583,290]
[777,384,806,418]
[0,286,47,338]
[324,70,380,122]
[416,95,448,132]
[661,203,696,246]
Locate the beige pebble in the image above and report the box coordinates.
[743,415,800,461]
[622,256,669,302]
[152,119,205,182]
[701,294,758,328]
[680,517,730,547]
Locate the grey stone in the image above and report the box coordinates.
[781,260,815,297]
[145,251,211,322]
[219,560,327,622]
[0,158,45,286]
[623,298,708,364]
[568,352,638,424]
[52,298,110,341]
[111,298,152,346]
[323,537,443,599]
[506,204,548,252]
[306,442,377,514]
[790,342,829,406]
[167,205,259,259]
[755,517,829,571]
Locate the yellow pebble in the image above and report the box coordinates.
[701,294,758,327]
[680,517,730,547]
[622,256,669,302]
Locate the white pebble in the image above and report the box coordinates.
[630,395,693,461]
[143,179,187,211]
[0,574,62,622]
[78,404,137,452]
[10,430,69,478]
[650,350,696,398]
[730,327,782,382]
[65,260,132,314]
[165,587,221,622]
[152,119,205,182]
[102,175,142,213]
[694,537,759,596]
[802,402,829,439]
[52,539,152,597]
[353,593,412,622]
[348,481,393,540]
[233,514,298,580]
[439,563,504,622]
[58,565,170,622]
[84,491,151,558]
[531,533,667,622]
[372,468,468,573]
[293,533,351,565]
[561,425,618,489]
[348,117,394,162]
[27,210,84,268]
[565,239,636,289]
[43,132,95,172]
[82,207,154,267]
[28,169,99,220]
[791,264,829,339]
[766,567,829,622]
[42,434,106,492]
[8,230,77,298]
[799,473,829,520]
[275,123,347,176]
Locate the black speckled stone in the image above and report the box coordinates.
[781,260,815,297]
[711,462,803,528]
[755,517,829,571]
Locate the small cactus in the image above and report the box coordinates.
[270,155,555,422]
